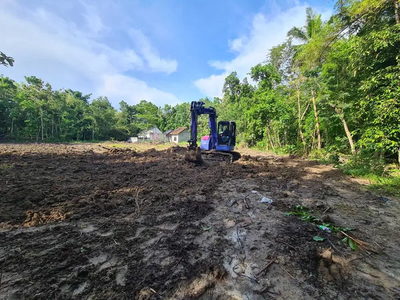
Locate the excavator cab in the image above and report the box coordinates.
[216,121,236,151]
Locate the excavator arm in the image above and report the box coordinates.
[187,101,218,151]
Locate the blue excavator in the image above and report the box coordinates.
[186,101,241,163]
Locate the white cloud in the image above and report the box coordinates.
[0,1,178,107]
[193,74,227,98]
[81,2,107,35]
[228,37,247,53]
[193,4,331,98]
[99,74,178,107]
[129,29,178,74]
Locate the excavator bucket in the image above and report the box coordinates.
[184,147,204,164]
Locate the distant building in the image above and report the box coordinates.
[163,130,173,142]
[128,137,138,143]
[137,127,162,142]
[167,127,190,144]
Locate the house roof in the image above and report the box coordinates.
[164,129,172,135]
[138,127,161,136]
[167,127,187,136]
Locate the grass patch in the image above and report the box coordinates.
[364,175,400,197]
[109,143,128,148]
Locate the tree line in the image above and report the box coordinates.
[0,75,191,142]
[1,0,399,163]
[215,0,400,162]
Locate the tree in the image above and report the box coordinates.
[288,8,323,43]
[222,72,242,102]
[0,52,14,67]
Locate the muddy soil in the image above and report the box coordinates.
[1,143,399,300]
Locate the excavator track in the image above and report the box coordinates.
[201,150,241,163]
[185,148,241,164]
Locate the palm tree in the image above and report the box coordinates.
[287,8,323,42]
[288,8,325,151]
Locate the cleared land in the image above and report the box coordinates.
[0,143,399,299]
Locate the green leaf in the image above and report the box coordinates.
[348,239,358,251]
[313,236,325,242]
[202,227,212,231]
[341,227,354,232]
[341,237,348,243]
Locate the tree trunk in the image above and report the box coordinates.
[276,129,282,148]
[325,127,329,147]
[296,84,306,150]
[267,125,274,149]
[340,115,355,154]
[92,120,95,140]
[397,147,400,167]
[40,109,44,141]
[11,119,14,137]
[36,126,40,142]
[284,129,287,146]
[398,147,400,167]
[395,0,400,24]
[333,105,355,154]
[52,116,54,138]
[311,90,321,150]
[265,125,269,151]
[311,126,317,150]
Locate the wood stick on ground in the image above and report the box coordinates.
[277,240,296,251]
[340,231,368,246]
[278,265,295,280]
[340,231,376,252]
[326,238,344,257]
[256,259,276,277]
[243,196,250,209]
[232,263,259,283]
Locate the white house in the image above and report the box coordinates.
[163,130,172,142]
[137,127,162,142]
[167,127,190,144]
[128,137,138,143]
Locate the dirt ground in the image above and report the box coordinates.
[1,143,400,300]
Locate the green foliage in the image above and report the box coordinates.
[0,76,168,142]
[368,176,400,196]
[0,51,14,67]
[342,150,386,176]
[342,237,358,250]
[286,205,354,233]
[313,236,325,242]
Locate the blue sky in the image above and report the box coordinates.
[0,0,333,108]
